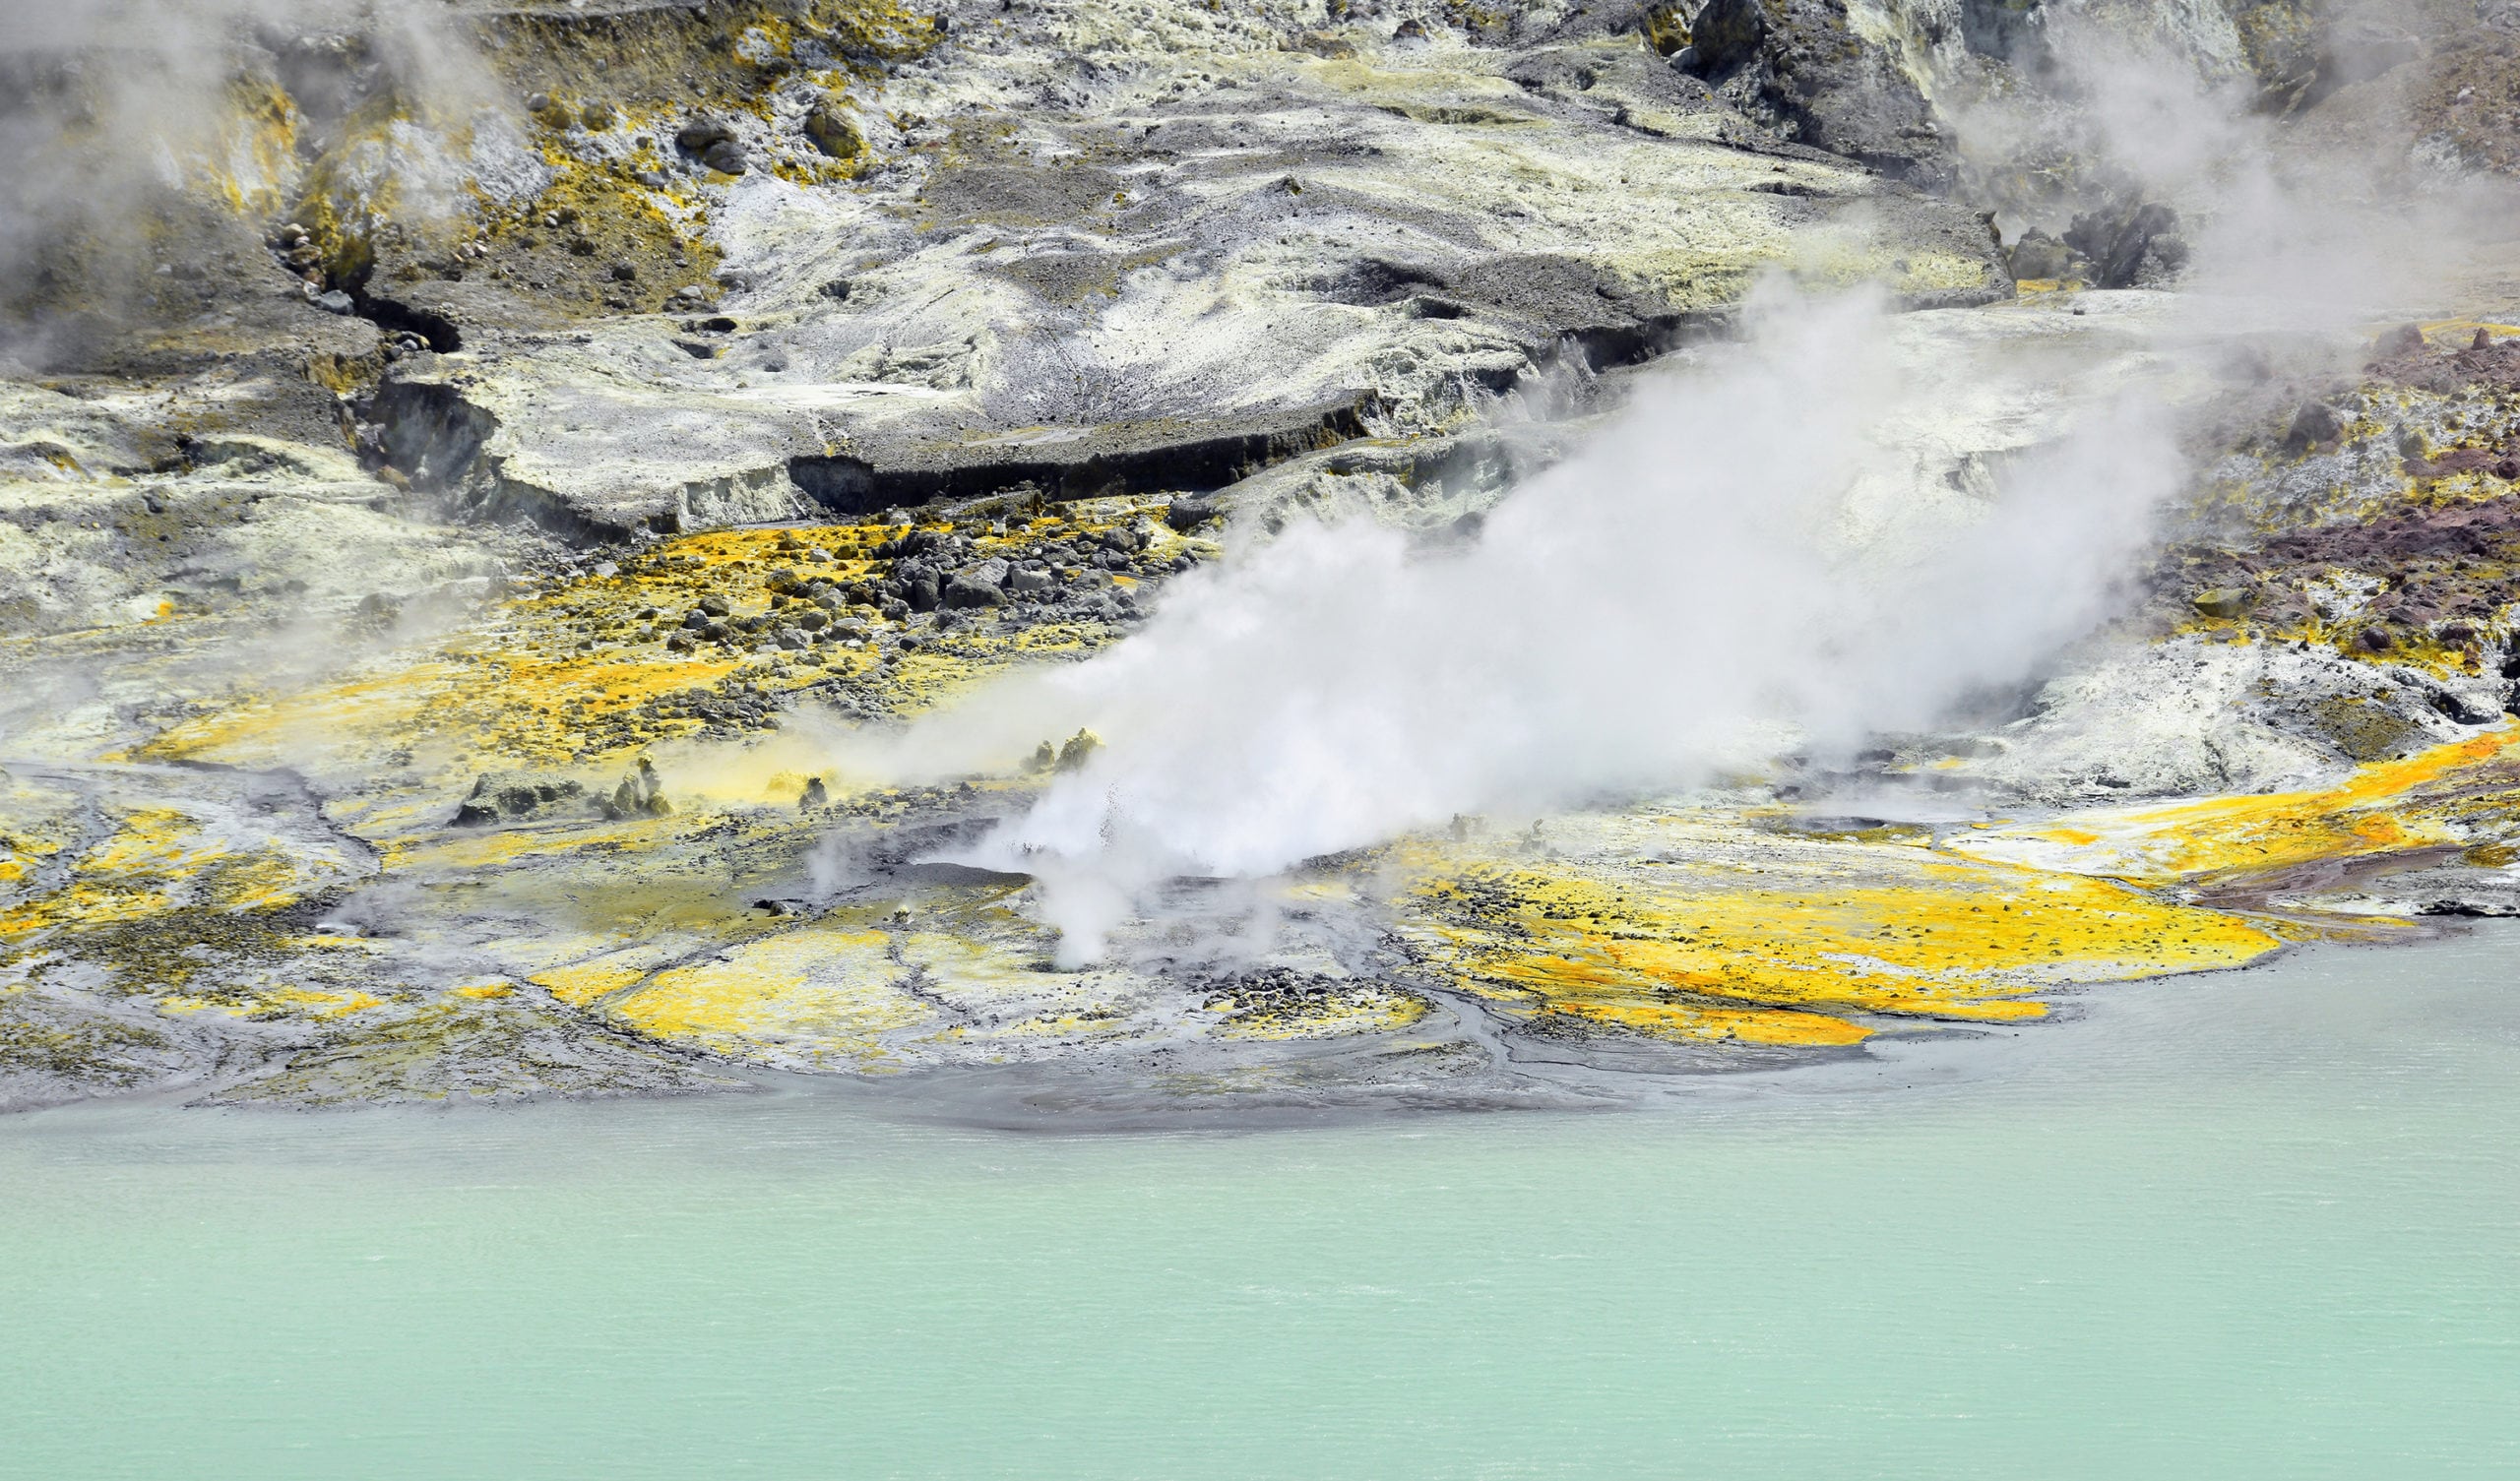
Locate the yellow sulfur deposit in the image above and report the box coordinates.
[602,920,932,1070]
[1949,729,2520,885]
[145,508,1167,785]
[0,805,364,944]
[1397,826,2286,1047]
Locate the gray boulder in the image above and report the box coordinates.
[599,757,672,820]
[1166,496,1222,531]
[2063,198,2186,288]
[1681,0,1766,73]
[676,116,736,153]
[2006,229,2073,281]
[944,558,1010,608]
[2284,401,2345,450]
[804,106,864,159]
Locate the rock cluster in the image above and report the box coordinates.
[454,772,585,827]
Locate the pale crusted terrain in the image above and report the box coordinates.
[4,0,2520,1116]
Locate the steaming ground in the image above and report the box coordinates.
[8,0,2520,1114]
[847,287,2191,960]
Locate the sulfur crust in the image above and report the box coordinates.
[604,922,930,1070]
[1950,728,2520,884]
[1397,828,2288,1046]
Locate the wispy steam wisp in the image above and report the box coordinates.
[1,0,516,353]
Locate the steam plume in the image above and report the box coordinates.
[841,283,2189,961]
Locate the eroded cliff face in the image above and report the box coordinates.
[3,0,2519,1116]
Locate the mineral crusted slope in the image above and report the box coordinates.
[5,0,2520,1113]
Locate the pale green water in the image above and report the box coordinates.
[4,930,2516,1479]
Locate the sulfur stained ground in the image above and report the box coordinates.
[9,453,2520,1107]
[1950,728,2520,890]
[7,421,2520,1107]
[11,3,2520,1112]
[1389,823,2287,1053]
[140,494,1194,775]
[10,313,2520,1107]
[2156,322,2520,676]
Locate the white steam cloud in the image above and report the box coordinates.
[836,283,2192,962]
[1942,0,2506,314]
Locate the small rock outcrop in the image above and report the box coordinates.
[2061,198,2188,289]
[599,757,672,821]
[454,772,584,827]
